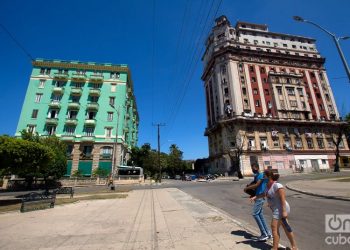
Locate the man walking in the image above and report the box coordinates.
[244,163,272,241]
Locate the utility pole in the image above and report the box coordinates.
[153,123,166,183]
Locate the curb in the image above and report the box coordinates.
[286,183,350,202]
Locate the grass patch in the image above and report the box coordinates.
[0,193,128,213]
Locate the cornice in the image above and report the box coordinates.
[32,61,129,73]
[201,46,326,80]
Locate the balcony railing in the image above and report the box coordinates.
[89,74,104,82]
[65,118,78,125]
[70,87,83,96]
[49,101,61,109]
[86,102,99,110]
[52,87,64,94]
[84,119,96,126]
[53,72,69,80]
[67,102,80,110]
[88,88,101,96]
[81,136,95,142]
[71,73,87,82]
[46,118,58,125]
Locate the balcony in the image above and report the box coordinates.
[52,87,64,94]
[88,88,101,96]
[49,101,61,109]
[70,87,83,96]
[86,102,99,110]
[84,119,96,126]
[89,74,104,83]
[81,136,95,142]
[65,118,78,125]
[60,134,75,141]
[46,118,58,125]
[53,72,69,80]
[71,73,87,82]
[67,102,80,110]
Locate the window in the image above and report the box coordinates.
[244,99,249,107]
[109,97,115,106]
[75,82,83,88]
[87,111,96,120]
[283,44,287,47]
[242,87,247,95]
[319,104,324,110]
[31,109,38,119]
[39,80,45,88]
[286,87,295,95]
[316,93,321,99]
[105,127,112,138]
[101,147,112,156]
[46,126,56,135]
[301,101,306,109]
[65,126,75,136]
[71,95,80,103]
[52,94,61,102]
[277,87,282,95]
[40,68,51,75]
[68,110,78,119]
[317,139,324,149]
[290,100,298,107]
[255,100,260,107]
[90,96,99,103]
[110,72,120,79]
[107,112,113,121]
[249,66,254,72]
[273,138,280,148]
[48,109,58,118]
[297,88,303,96]
[274,42,278,47]
[292,45,296,48]
[238,64,243,72]
[260,138,268,149]
[295,139,303,149]
[93,83,102,89]
[264,89,269,95]
[325,94,330,101]
[221,65,227,74]
[243,38,249,44]
[84,127,94,137]
[248,138,255,148]
[27,125,36,133]
[35,93,43,103]
[83,145,93,155]
[251,77,256,83]
[254,40,258,45]
[307,139,313,149]
[253,88,258,95]
[327,139,334,148]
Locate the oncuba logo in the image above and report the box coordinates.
[325,214,350,246]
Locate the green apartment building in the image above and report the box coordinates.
[16,59,139,177]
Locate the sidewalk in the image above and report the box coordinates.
[286,177,350,201]
[0,188,273,250]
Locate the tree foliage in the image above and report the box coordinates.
[0,130,67,184]
[128,143,189,178]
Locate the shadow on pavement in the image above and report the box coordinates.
[231,230,286,250]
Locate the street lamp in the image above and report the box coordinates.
[109,104,123,186]
[293,16,350,82]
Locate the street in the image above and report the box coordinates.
[130,173,350,250]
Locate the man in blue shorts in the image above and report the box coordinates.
[244,163,272,241]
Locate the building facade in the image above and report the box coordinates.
[202,16,350,175]
[16,59,139,177]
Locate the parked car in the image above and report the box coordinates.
[184,175,192,181]
[206,174,216,180]
[175,175,181,180]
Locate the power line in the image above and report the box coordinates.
[165,0,223,139]
[0,22,34,61]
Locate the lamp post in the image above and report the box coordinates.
[293,16,350,82]
[110,104,123,186]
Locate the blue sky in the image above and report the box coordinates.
[0,0,349,159]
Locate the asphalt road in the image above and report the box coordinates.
[166,174,350,250]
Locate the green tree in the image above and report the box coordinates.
[0,136,54,187]
[167,144,184,176]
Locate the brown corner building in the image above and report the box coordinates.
[202,16,350,175]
